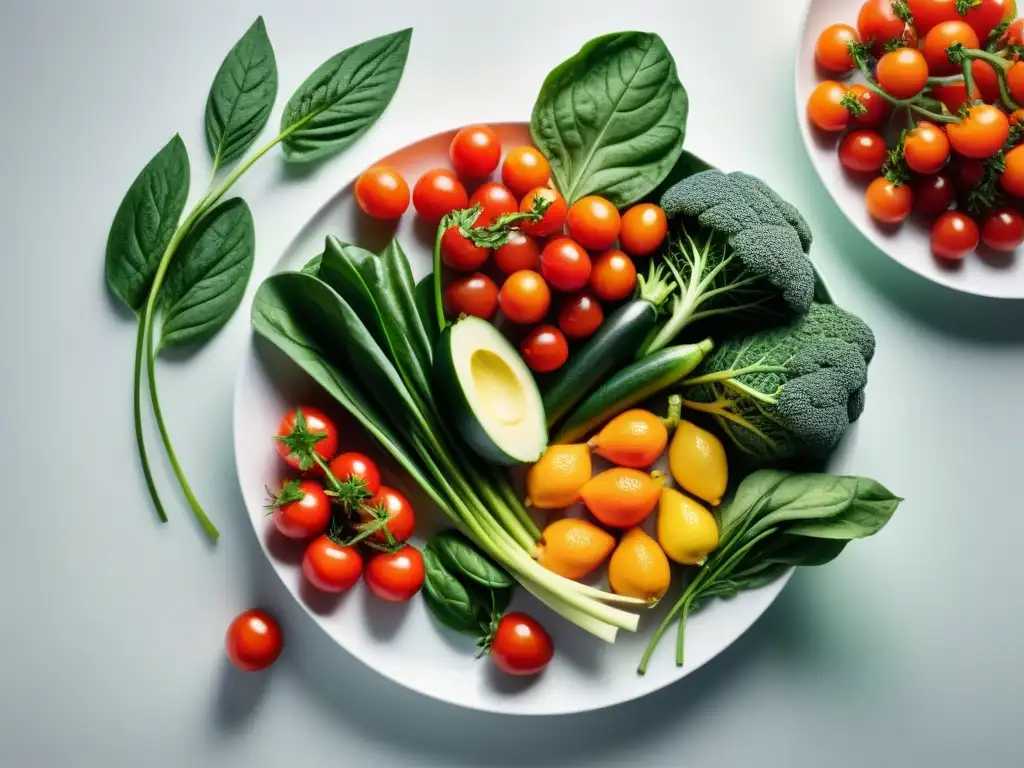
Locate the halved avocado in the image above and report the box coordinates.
[434,317,547,466]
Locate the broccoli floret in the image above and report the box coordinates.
[643,169,816,355]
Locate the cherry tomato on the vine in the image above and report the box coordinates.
[589,248,637,301]
[913,173,956,214]
[865,177,914,224]
[566,195,621,250]
[807,80,851,131]
[276,407,338,471]
[971,60,1002,103]
[499,270,551,324]
[444,273,499,319]
[365,545,425,603]
[906,0,961,35]
[520,187,568,237]
[1002,17,1024,47]
[520,325,569,373]
[930,80,981,114]
[815,23,861,73]
[904,121,951,174]
[876,48,929,100]
[922,21,979,77]
[354,166,410,220]
[951,154,987,188]
[838,130,889,173]
[1010,109,1024,127]
[469,182,518,225]
[1007,62,1024,106]
[931,210,979,260]
[541,237,592,292]
[302,536,364,593]
[946,104,1010,159]
[980,207,1024,251]
[225,609,283,672]
[501,146,551,198]
[494,231,540,274]
[619,203,668,256]
[412,169,469,224]
[999,145,1024,196]
[558,291,604,339]
[441,226,489,271]
[328,452,381,497]
[488,612,553,676]
[272,480,331,540]
[845,84,893,129]
[960,0,1013,40]
[858,0,910,50]
[359,485,416,544]
[450,124,501,177]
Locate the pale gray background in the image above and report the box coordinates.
[2,0,1022,765]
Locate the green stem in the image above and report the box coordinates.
[432,223,446,333]
[909,103,960,124]
[682,364,788,387]
[675,593,695,666]
[491,469,543,542]
[133,320,167,523]
[963,57,978,106]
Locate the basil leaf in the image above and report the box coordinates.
[430,531,515,590]
[783,478,901,540]
[280,29,412,163]
[530,32,687,207]
[158,198,255,349]
[205,17,278,167]
[423,547,481,635]
[105,135,190,312]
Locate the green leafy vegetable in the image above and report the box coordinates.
[423,547,483,635]
[431,531,516,590]
[530,32,688,207]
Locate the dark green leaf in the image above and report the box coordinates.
[380,239,432,371]
[429,531,515,589]
[746,474,860,539]
[783,478,901,540]
[300,253,323,276]
[423,547,482,635]
[761,536,849,566]
[280,29,412,163]
[415,275,440,349]
[105,135,190,312]
[690,562,791,612]
[530,32,687,207]
[205,17,278,166]
[158,198,255,348]
[488,585,513,617]
[718,469,791,544]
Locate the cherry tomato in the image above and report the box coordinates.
[1002,18,1024,47]
[276,407,338,471]
[444,273,499,319]
[365,545,425,603]
[931,210,979,259]
[947,104,1010,159]
[499,270,551,324]
[441,226,489,271]
[923,21,980,76]
[520,325,569,373]
[845,84,893,129]
[816,23,861,73]
[540,237,592,292]
[859,0,911,48]
[904,121,951,174]
[488,612,553,676]
[273,480,331,539]
[1000,145,1024,196]
[838,130,889,173]
[960,0,1012,39]
[302,536,364,593]
[981,207,1024,251]
[494,231,540,274]
[354,166,410,220]
[619,203,668,256]
[469,182,518,225]
[359,485,415,543]
[328,452,381,497]
[520,187,568,237]
[913,173,956,214]
[906,0,961,35]
[807,80,851,131]
[1010,108,1024,126]
[589,248,638,301]
[865,177,914,223]
[225,609,283,672]
[1007,62,1024,105]
[972,60,1002,103]
[930,80,981,114]
[412,169,469,224]
[566,195,622,250]
[951,153,987,188]
[558,291,604,339]
[876,48,929,100]
[501,146,551,198]
[449,124,501,177]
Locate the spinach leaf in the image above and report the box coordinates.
[280,29,412,163]
[414,275,440,349]
[718,469,790,544]
[158,198,255,349]
[300,252,323,276]
[431,531,515,590]
[530,32,687,207]
[423,546,482,635]
[205,17,278,167]
[746,474,860,539]
[105,135,190,311]
[783,478,901,540]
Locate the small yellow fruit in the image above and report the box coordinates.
[525,444,592,509]
[668,419,728,506]
[608,527,671,601]
[657,487,719,566]
[537,518,616,580]
[588,409,668,469]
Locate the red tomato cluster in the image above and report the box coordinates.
[809,0,1024,262]
[354,124,669,373]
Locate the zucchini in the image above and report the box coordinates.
[552,339,714,443]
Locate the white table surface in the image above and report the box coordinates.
[2,0,1022,765]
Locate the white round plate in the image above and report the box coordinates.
[796,0,1024,298]
[234,122,791,715]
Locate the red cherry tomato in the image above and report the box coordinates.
[519,325,570,373]
[947,104,1010,159]
[930,80,981,114]
[520,187,568,237]
[358,485,415,543]
[1001,145,1024,196]
[540,237,592,292]
[449,124,501,177]
[354,166,410,220]
[302,536,364,593]
[859,0,911,48]
[488,612,553,676]
[972,60,1002,103]
[913,173,956,214]
[838,130,889,173]
[365,545,425,603]
[566,195,622,250]
[952,154,987,188]
[906,0,961,35]
[441,226,489,271]
[1007,62,1024,106]
[845,84,893,129]
[225,609,283,671]
[923,21,979,76]
[412,169,469,224]
[960,0,1012,39]
[444,273,499,319]
[815,23,861,73]
[273,480,331,539]
[931,210,979,260]
[501,146,551,198]
[865,177,914,224]
[980,207,1024,251]
[1011,109,1024,127]
[1003,17,1024,46]
[589,248,638,301]
[499,270,552,324]
[469,182,518,225]
[558,291,604,339]
[876,48,929,100]
[904,121,951,174]
[619,203,668,256]
[494,231,540,274]
[807,80,851,131]
[328,452,381,497]
[275,407,339,471]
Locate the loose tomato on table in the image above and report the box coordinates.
[922,21,979,76]
[271,480,331,539]
[225,609,283,672]
[815,23,860,73]
[488,612,554,676]
[359,485,415,543]
[904,122,951,174]
[365,545,425,602]
[858,0,911,49]
[876,48,929,100]
[844,84,893,129]
[328,452,381,498]
[275,407,338,471]
[302,536,365,593]
[807,80,851,132]
[520,325,569,373]
[619,203,668,256]
[1000,145,1024,196]
[566,195,621,250]
[354,166,410,220]
[499,270,551,324]
[469,182,518,225]
[541,237,592,291]
[589,248,637,301]
[444,273,499,319]
[932,211,979,260]
[913,173,956,214]
[865,177,914,223]
[494,231,540,274]
[441,226,489,271]
[520,187,568,237]
[980,208,1024,251]
[946,105,1010,159]
[838,130,889,173]
[450,124,501,177]
[558,292,604,339]
[501,146,551,198]
[412,169,469,224]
